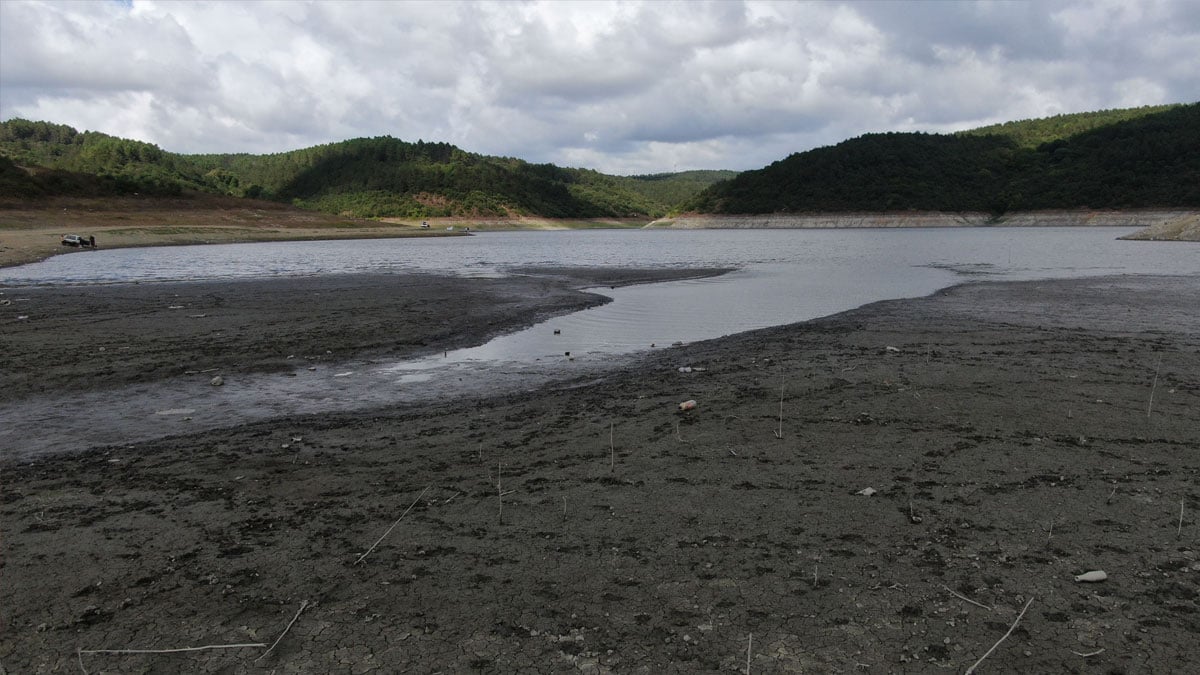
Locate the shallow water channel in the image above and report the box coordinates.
[4,227,1197,459]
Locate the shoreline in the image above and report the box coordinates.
[5,205,1198,270]
[3,272,1198,672]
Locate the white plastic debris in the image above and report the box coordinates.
[678,367,693,373]
[210,375,224,386]
[678,400,697,411]
[1074,570,1107,583]
[885,346,901,353]
[856,487,878,496]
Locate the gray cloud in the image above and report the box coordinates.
[1,0,1195,174]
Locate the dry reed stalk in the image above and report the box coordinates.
[255,600,310,662]
[1147,354,1162,418]
[79,643,266,656]
[1106,485,1117,504]
[774,379,784,439]
[354,486,431,565]
[610,421,615,472]
[1179,497,1185,538]
[746,632,752,675]
[78,641,267,672]
[498,461,503,525]
[964,597,1034,674]
[941,584,992,611]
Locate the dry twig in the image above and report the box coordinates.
[965,597,1035,675]
[255,600,310,662]
[746,632,752,675]
[354,486,430,565]
[941,584,992,611]
[78,642,266,673]
[1147,354,1162,418]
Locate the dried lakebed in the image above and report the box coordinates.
[2,273,1198,673]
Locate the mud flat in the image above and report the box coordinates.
[651,209,1199,233]
[2,272,1198,673]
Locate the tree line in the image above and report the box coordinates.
[684,104,1199,214]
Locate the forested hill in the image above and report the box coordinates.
[685,103,1199,214]
[0,122,729,218]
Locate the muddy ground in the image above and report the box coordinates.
[2,272,1198,673]
[0,268,726,402]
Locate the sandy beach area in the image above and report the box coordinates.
[2,270,1198,673]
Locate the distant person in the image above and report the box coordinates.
[89,235,96,248]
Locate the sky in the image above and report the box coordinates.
[1,0,1197,175]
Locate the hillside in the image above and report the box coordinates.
[685,103,1200,215]
[0,122,729,219]
[957,104,1181,148]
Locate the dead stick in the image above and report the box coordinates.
[498,461,503,525]
[746,632,752,675]
[1147,354,1162,418]
[255,600,310,662]
[1179,497,1185,538]
[964,597,1035,675]
[1071,648,1105,657]
[941,584,992,611]
[78,640,266,672]
[610,421,615,472]
[354,486,430,565]
[774,379,784,439]
[79,643,266,656]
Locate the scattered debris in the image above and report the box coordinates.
[678,400,697,412]
[855,487,878,496]
[1074,570,1107,583]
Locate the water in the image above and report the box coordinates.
[4,227,1197,459]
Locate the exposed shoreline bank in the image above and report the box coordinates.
[649,208,1200,240]
[3,272,1198,672]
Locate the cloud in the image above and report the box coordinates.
[1,0,1195,174]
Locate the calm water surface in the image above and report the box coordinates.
[4,227,1197,458]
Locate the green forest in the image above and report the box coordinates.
[685,103,1199,214]
[0,122,729,218]
[2,103,1196,218]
